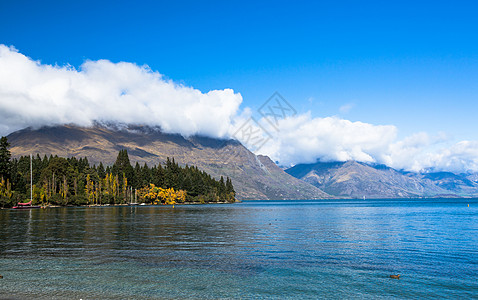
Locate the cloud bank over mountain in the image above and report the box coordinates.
[0,45,242,138]
[255,117,478,173]
[1,44,477,173]
[256,113,397,166]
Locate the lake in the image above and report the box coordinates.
[0,199,477,299]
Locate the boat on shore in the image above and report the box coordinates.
[12,200,40,209]
[13,154,40,209]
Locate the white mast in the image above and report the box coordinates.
[30,153,33,202]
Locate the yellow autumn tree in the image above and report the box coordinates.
[138,183,157,203]
[0,177,12,199]
[113,174,119,203]
[61,175,68,202]
[122,175,127,202]
[85,174,94,204]
[42,181,49,206]
[137,184,186,205]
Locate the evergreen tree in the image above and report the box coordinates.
[152,164,164,187]
[0,136,11,180]
[226,177,235,195]
[113,150,134,181]
[140,163,152,188]
[78,157,89,174]
[97,162,106,179]
[219,176,226,195]
[133,162,141,189]
[42,155,49,169]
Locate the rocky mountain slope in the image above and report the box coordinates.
[286,160,478,198]
[7,125,331,200]
[415,171,478,196]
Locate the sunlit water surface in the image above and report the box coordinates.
[1,199,477,299]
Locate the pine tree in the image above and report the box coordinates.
[152,164,164,187]
[133,162,141,188]
[113,149,135,184]
[219,176,226,195]
[97,162,106,179]
[0,136,12,180]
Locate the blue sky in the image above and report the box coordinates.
[1,0,478,171]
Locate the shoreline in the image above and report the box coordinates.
[3,197,475,210]
[1,201,238,209]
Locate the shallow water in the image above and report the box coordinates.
[0,199,477,299]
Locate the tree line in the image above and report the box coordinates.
[0,137,235,207]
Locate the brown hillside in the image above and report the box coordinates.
[7,125,331,200]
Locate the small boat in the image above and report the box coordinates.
[128,202,139,206]
[13,154,40,209]
[13,200,40,209]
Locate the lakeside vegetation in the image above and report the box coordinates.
[0,137,235,208]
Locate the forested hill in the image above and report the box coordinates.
[7,125,331,200]
[0,137,236,207]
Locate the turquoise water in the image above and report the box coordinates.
[0,199,477,299]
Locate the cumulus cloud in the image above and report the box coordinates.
[230,113,478,173]
[378,132,447,172]
[389,138,478,173]
[0,45,242,138]
[252,113,397,166]
[435,141,478,173]
[1,44,478,173]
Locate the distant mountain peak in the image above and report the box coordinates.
[286,160,478,198]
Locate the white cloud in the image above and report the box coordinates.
[251,113,397,166]
[0,45,242,138]
[380,132,445,172]
[426,141,478,173]
[1,44,478,173]
[232,113,478,173]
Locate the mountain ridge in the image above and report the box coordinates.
[285,160,478,198]
[7,124,331,200]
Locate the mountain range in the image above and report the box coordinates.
[6,125,330,200]
[7,124,478,199]
[285,160,478,198]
